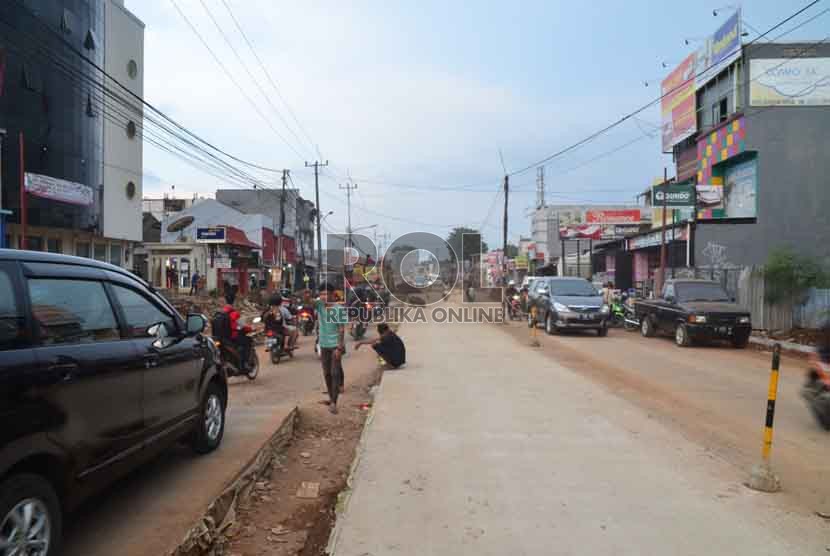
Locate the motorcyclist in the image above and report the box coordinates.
[280,297,300,351]
[222,302,252,370]
[262,294,284,335]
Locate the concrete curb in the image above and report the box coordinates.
[325,377,384,555]
[169,406,299,556]
[750,336,813,356]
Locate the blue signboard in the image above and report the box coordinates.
[711,10,741,69]
[196,226,226,243]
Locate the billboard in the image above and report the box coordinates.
[585,209,643,225]
[750,58,830,106]
[559,224,602,240]
[695,10,742,88]
[661,52,697,151]
[24,173,94,206]
[652,184,695,207]
[196,226,227,243]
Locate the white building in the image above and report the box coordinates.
[102,0,144,246]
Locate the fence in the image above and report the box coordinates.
[794,288,830,329]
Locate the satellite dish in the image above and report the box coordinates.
[167,215,194,233]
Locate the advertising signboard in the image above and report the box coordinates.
[515,255,529,270]
[24,173,94,206]
[695,10,742,89]
[585,209,643,225]
[750,58,830,106]
[196,226,227,243]
[652,184,695,207]
[559,224,602,240]
[661,52,697,151]
[627,227,688,251]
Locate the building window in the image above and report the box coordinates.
[47,238,62,253]
[21,236,43,251]
[126,121,136,138]
[110,244,122,267]
[126,181,136,199]
[718,97,728,123]
[84,29,97,51]
[60,8,74,36]
[127,60,138,79]
[76,241,90,258]
[94,243,108,262]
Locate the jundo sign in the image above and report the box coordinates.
[652,184,695,207]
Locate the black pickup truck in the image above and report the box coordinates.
[635,279,751,348]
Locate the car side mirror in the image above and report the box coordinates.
[148,322,171,349]
[186,313,207,336]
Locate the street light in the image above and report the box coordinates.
[352,224,378,232]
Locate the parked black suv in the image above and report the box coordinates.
[0,250,227,555]
[528,277,609,336]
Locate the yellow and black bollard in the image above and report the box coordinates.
[748,343,782,492]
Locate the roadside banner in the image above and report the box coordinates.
[559,224,602,240]
[750,58,830,106]
[24,172,94,206]
[661,52,697,151]
[585,209,643,225]
[652,183,695,207]
[515,255,529,270]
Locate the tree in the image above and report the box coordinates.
[762,247,830,304]
[446,227,488,261]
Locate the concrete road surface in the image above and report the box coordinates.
[330,314,828,555]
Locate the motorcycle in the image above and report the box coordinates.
[507,294,522,321]
[803,354,830,430]
[349,300,376,340]
[298,306,315,336]
[213,316,261,380]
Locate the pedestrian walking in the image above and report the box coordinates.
[315,282,347,414]
[189,270,200,295]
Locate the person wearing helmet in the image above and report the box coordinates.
[505,279,519,299]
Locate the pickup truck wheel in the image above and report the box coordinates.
[675,323,692,347]
[640,316,654,338]
[192,383,226,454]
[0,473,61,556]
[731,333,750,349]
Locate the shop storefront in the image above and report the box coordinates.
[625,226,690,296]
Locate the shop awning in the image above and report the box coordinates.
[225,226,260,249]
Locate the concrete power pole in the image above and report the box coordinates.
[339,182,357,250]
[278,169,288,287]
[502,174,509,284]
[305,160,328,283]
[536,166,545,209]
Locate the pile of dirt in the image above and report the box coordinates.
[163,293,262,319]
[224,367,381,556]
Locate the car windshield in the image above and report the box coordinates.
[676,283,731,302]
[548,280,598,297]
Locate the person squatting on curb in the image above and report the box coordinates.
[355,323,407,369]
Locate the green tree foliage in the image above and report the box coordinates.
[762,247,830,304]
[446,227,488,261]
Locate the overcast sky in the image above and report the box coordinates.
[133,0,825,247]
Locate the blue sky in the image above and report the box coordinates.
[134,0,826,247]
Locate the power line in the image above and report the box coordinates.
[506,0,822,177]
[198,0,315,160]
[219,0,320,157]
[170,0,307,163]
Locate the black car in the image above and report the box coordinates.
[0,250,227,555]
[635,279,751,347]
[528,277,610,336]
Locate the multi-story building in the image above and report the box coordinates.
[0,0,144,268]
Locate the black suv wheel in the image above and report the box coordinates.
[191,383,226,454]
[0,474,61,556]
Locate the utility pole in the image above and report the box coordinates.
[305,160,328,283]
[502,174,509,284]
[340,181,358,251]
[278,169,288,288]
[19,132,26,249]
[658,166,668,296]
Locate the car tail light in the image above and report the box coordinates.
[267,330,274,337]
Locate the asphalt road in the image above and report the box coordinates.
[500,319,830,516]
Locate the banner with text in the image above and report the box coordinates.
[750,58,830,106]
[661,52,697,151]
[24,173,94,206]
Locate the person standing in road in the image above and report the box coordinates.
[190,270,200,295]
[316,283,347,414]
